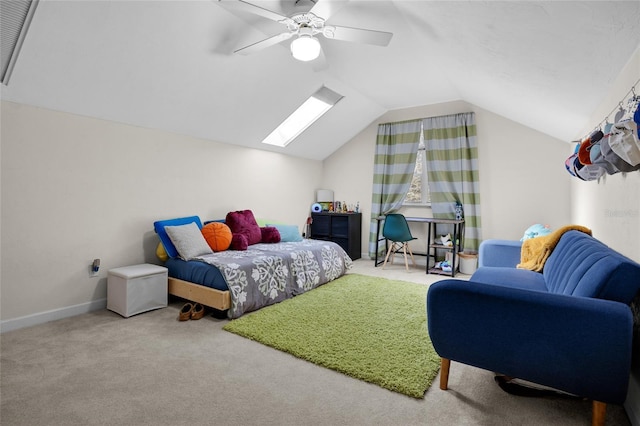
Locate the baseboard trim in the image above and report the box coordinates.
[0,298,107,333]
[626,371,640,426]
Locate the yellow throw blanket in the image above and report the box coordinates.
[517,225,592,272]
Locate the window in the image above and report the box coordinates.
[261,86,343,148]
[404,130,430,206]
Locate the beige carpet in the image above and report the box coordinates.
[0,259,631,425]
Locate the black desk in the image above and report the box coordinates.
[374,216,464,277]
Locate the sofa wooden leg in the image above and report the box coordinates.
[440,358,450,390]
[592,401,606,426]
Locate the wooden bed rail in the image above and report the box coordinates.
[168,277,231,311]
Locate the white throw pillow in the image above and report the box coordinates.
[165,222,213,260]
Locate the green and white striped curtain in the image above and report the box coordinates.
[423,112,482,252]
[368,119,421,258]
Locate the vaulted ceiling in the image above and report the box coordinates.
[2,0,639,160]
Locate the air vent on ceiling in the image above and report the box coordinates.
[1,0,38,85]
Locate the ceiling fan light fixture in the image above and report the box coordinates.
[290,34,321,62]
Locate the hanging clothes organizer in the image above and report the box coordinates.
[566,78,640,180]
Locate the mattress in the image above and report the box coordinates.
[165,257,228,291]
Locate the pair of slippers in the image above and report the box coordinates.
[179,302,205,321]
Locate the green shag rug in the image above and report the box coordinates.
[223,273,440,398]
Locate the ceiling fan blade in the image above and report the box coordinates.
[309,0,349,20]
[224,0,291,24]
[325,25,393,47]
[234,32,293,55]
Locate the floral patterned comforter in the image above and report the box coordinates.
[194,239,353,318]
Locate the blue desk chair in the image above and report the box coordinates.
[382,214,417,270]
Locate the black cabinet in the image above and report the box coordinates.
[310,212,362,260]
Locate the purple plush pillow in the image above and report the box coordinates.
[261,226,281,244]
[225,210,262,246]
[230,233,248,251]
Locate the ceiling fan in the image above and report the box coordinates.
[222,0,393,62]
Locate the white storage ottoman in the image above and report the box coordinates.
[107,264,168,318]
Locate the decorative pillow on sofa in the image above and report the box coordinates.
[165,222,213,260]
[153,215,203,258]
[225,210,262,246]
[267,223,303,242]
[261,226,281,243]
[230,233,249,251]
[202,222,232,252]
[156,242,169,262]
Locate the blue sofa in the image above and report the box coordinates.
[427,230,640,426]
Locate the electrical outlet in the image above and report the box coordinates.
[89,258,100,278]
[89,266,99,278]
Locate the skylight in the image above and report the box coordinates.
[262,86,343,147]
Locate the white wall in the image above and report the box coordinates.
[0,101,322,326]
[322,100,572,257]
[572,48,640,261]
[570,48,640,426]
[0,97,573,328]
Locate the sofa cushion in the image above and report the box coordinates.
[478,239,522,268]
[471,267,547,293]
[544,230,640,303]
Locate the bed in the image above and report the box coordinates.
[154,213,353,319]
